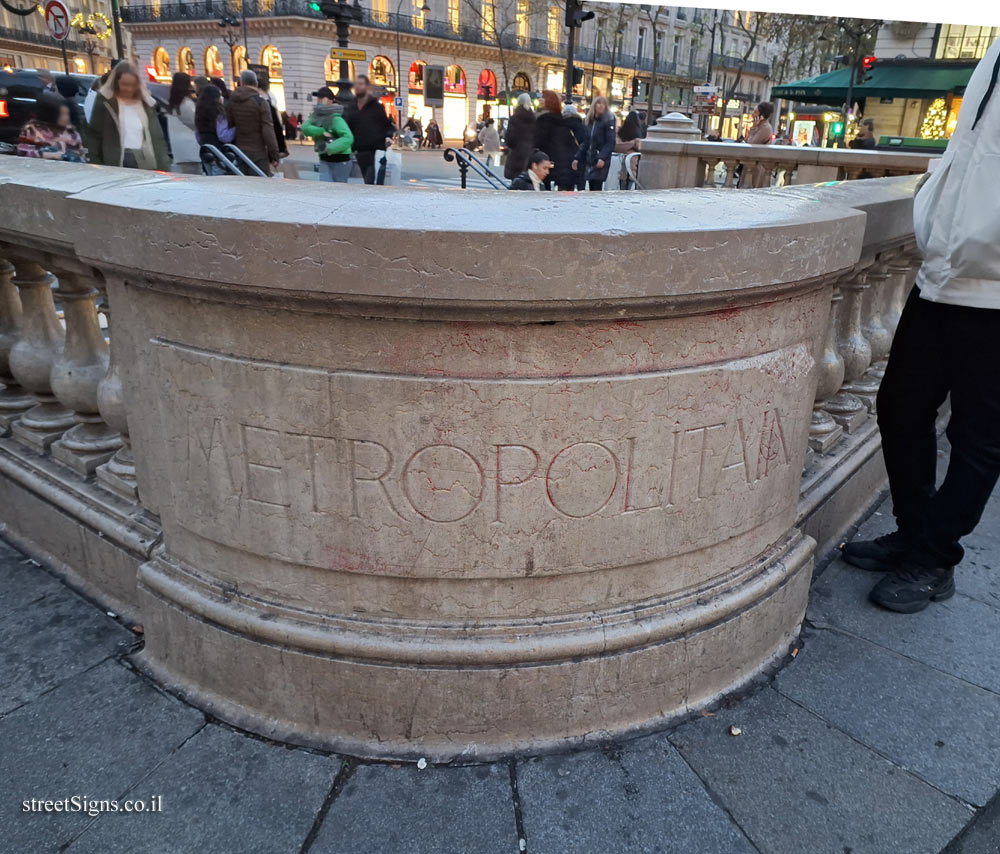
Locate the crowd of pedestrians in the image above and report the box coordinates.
[503,90,646,192]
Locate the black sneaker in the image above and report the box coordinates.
[841,531,912,572]
[869,566,955,614]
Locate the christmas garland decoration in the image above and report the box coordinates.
[71,10,113,39]
[0,0,36,16]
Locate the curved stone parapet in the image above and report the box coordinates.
[0,160,876,760]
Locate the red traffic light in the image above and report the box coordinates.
[862,56,876,71]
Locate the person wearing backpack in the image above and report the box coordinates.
[302,87,354,183]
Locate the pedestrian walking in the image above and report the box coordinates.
[302,86,354,183]
[166,72,201,174]
[424,118,443,148]
[533,91,581,191]
[83,61,170,171]
[478,118,501,168]
[503,92,535,181]
[573,95,615,191]
[562,104,587,190]
[508,150,552,190]
[345,74,395,184]
[193,84,235,174]
[850,118,877,150]
[227,69,279,176]
[16,91,87,162]
[840,37,1000,613]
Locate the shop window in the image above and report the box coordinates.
[152,46,170,81]
[409,60,426,91]
[512,71,531,92]
[369,55,397,91]
[204,45,224,79]
[444,64,466,94]
[177,46,195,76]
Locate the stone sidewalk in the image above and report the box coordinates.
[3,470,1000,852]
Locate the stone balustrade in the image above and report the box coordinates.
[0,159,923,761]
[638,114,935,190]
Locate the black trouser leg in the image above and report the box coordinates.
[355,151,376,184]
[876,288,950,538]
[588,179,603,191]
[921,298,1000,566]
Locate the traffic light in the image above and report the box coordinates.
[859,55,877,84]
[308,1,321,10]
[565,0,594,28]
[831,120,844,135]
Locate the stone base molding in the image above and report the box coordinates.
[136,532,813,761]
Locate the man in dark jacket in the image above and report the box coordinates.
[227,70,279,175]
[509,150,552,190]
[503,93,536,180]
[345,74,395,184]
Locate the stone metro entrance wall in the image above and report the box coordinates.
[0,161,921,760]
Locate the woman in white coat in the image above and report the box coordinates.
[165,72,202,174]
[841,36,1000,614]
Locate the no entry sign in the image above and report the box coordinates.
[44,0,71,41]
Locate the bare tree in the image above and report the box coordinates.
[715,10,770,130]
[640,3,668,111]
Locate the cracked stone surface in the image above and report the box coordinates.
[4,468,1000,853]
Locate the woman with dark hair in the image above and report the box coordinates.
[209,77,231,100]
[616,110,643,153]
[54,75,85,131]
[533,90,582,191]
[194,84,236,174]
[166,71,201,173]
[17,91,87,161]
[573,95,616,190]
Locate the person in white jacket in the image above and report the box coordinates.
[165,72,202,174]
[841,36,1000,613]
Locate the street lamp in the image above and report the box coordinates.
[79,24,99,74]
[396,0,430,123]
[313,0,365,105]
[219,14,244,84]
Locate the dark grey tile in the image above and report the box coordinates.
[0,659,204,853]
[808,560,1000,694]
[517,740,755,854]
[777,628,1000,806]
[0,559,130,713]
[311,761,516,854]
[68,724,338,854]
[669,687,971,854]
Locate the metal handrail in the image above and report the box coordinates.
[199,143,243,175]
[459,148,506,189]
[222,143,270,177]
[624,152,644,190]
[442,147,505,190]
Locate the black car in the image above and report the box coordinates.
[0,69,96,147]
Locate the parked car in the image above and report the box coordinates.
[0,69,96,147]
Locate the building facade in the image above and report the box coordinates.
[120,1,781,140]
[1,0,117,74]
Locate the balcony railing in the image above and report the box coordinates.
[0,23,86,50]
[712,53,771,77]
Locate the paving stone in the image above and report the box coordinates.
[669,687,971,854]
[0,659,204,853]
[311,761,516,854]
[943,795,1000,854]
[956,533,1000,611]
[0,557,130,714]
[776,628,1000,806]
[517,739,755,854]
[808,559,1000,695]
[68,723,338,854]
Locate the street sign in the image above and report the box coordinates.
[689,105,716,115]
[44,0,71,41]
[394,96,403,107]
[693,84,717,96]
[329,47,367,62]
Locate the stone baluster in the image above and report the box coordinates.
[824,267,870,431]
[809,284,846,453]
[48,263,122,475]
[95,306,138,501]
[841,269,880,411]
[883,254,912,342]
[859,262,893,383]
[0,256,35,432]
[8,257,76,450]
[723,161,739,188]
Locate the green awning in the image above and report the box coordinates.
[771,63,975,104]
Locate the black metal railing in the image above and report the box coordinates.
[120,2,696,78]
[712,53,770,77]
[0,23,86,50]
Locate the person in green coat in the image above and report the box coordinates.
[83,61,171,172]
[302,87,354,183]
